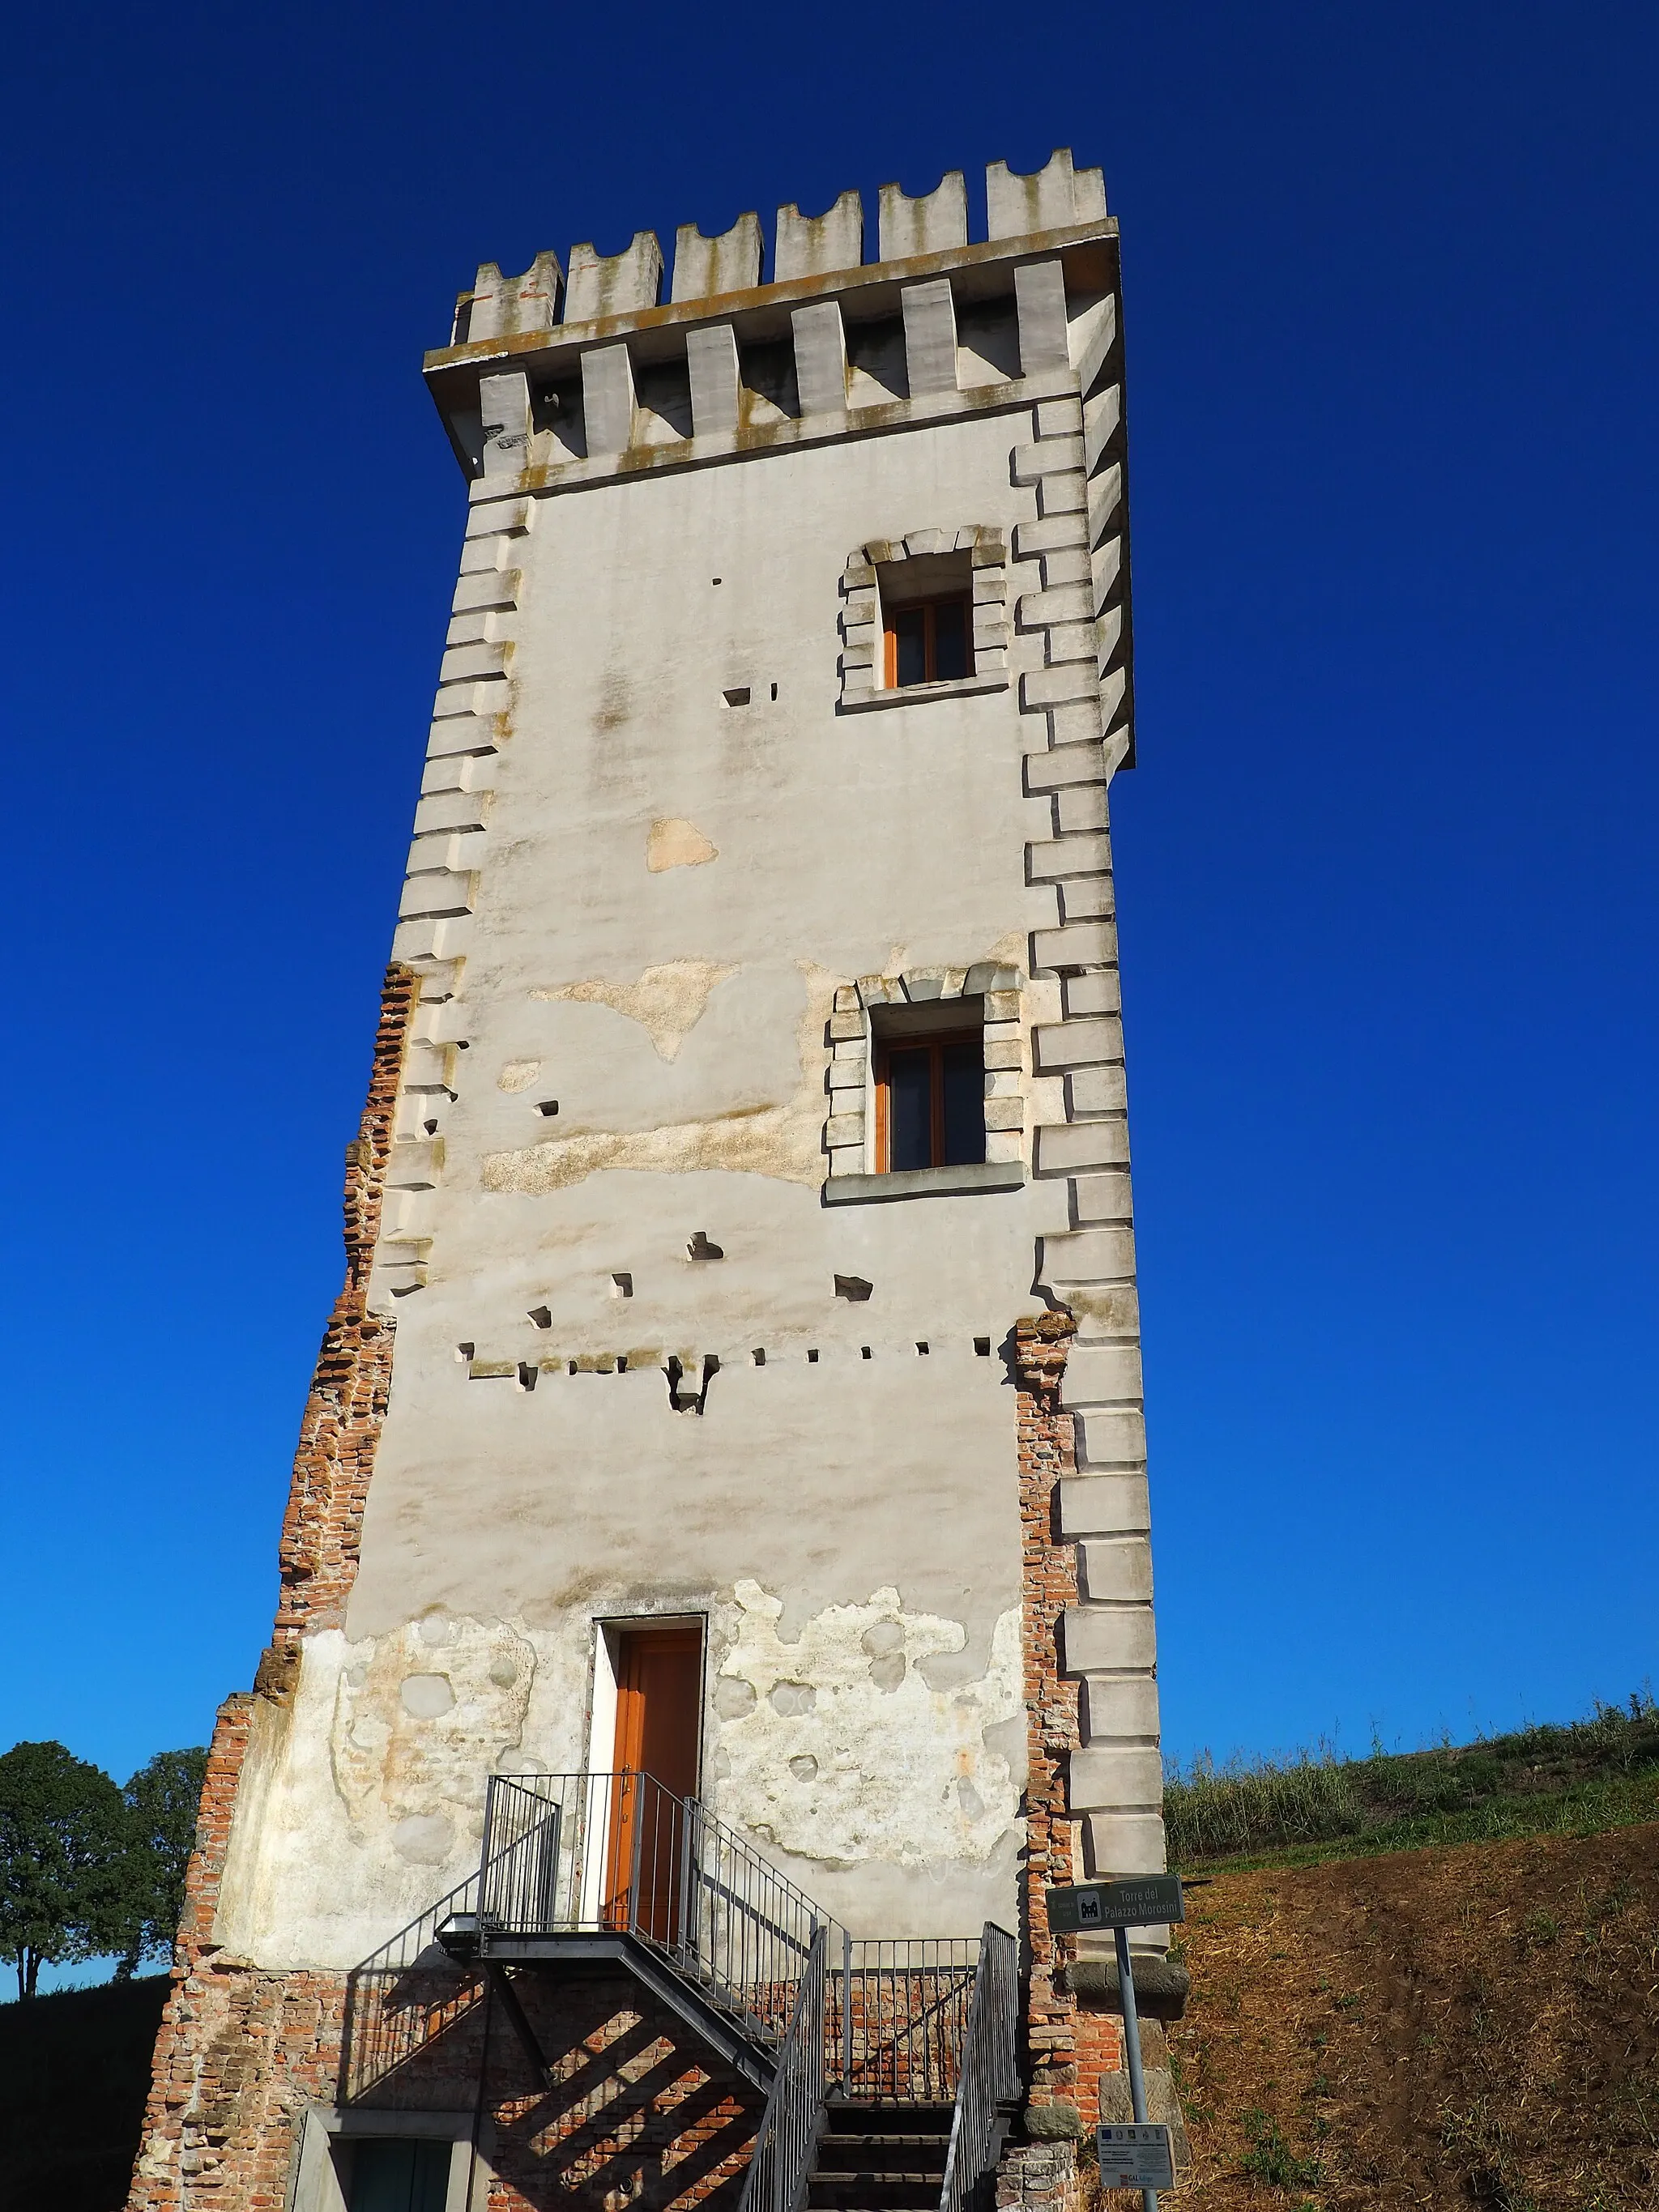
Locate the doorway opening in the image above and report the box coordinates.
[598,1621,704,1941]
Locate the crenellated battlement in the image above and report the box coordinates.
[445,150,1106,350]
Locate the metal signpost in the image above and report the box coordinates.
[1046,1877,1185,2212]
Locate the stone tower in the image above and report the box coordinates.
[130,150,1179,2212]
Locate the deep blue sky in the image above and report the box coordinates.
[3,1,1653,1790]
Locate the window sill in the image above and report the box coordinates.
[838,674,1010,714]
[822,1160,1027,1205]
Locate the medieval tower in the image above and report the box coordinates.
[130,150,1181,2212]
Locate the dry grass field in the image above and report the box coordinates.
[1162,1822,1659,2210]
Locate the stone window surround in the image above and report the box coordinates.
[292,2105,485,2212]
[838,528,1010,710]
[822,965,1026,1203]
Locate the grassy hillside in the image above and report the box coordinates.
[0,1975,168,2212]
[1166,1821,1658,2210]
[1164,1694,1659,1871]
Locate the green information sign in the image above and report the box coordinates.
[1045,1873,1185,1933]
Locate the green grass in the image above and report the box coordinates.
[1239,2108,1324,2187]
[1165,1693,1659,1872]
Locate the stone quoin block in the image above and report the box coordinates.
[1065,1063,1129,1118]
[1033,1121,1130,1176]
[1058,1474,1151,1538]
[1038,1229,1135,1284]
[1034,1017,1120,1070]
[1062,972,1121,1017]
[1071,1408,1149,1464]
[1079,1674,1161,1741]
[1083,1811,1168,1877]
[1068,1170,1133,1223]
[1068,1747,1165,1810]
[1078,1536,1154,1603]
[1031,919,1115,972]
[1063,1605,1158,1674]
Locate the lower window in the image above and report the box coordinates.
[348,2141,450,2212]
[876,1028,986,1173]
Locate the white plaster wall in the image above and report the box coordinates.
[224,401,1088,1968]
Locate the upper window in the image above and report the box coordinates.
[879,552,975,690]
[873,1000,987,1173]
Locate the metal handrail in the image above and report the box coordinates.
[832,1937,981,2103]
[341,1768,1000,2138]
[938,1924,1018,2212]
[339,1866,487,2103]
[476,1771,833,2048]
[737,1924,827,2212]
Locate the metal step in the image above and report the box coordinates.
[814,2137,949,2176]
[820,2102,954,2133]
[808,2101,954,2212]
[807,2183,945,2212]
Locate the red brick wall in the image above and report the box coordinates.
[1013,1313,1125,2140]
[275,961,420,1639]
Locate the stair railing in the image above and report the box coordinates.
[831,1937,980,2103]
[339,1865,488,2103]
[736,1924,828,2212]
[937,1923,1018,2212]
[475,1773,835,2048]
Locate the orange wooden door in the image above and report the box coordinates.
[605,1626,702,1940]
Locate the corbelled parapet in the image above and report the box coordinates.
[419,139,1136,839]
[442,150,1107,346]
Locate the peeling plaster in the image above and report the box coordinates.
[647,818,719,872]
[532,961,740,1060]
[331,1617,537,1858]
[710,1581,1022,1870]
[214,1616,602,1969]
[488,962,839,1193]
[498,1059,543,1092]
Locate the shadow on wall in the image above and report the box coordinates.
[345,1963,762,2212]
[0,1975,170,2212]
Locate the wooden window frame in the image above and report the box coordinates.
[883,595,975,688]
[873,1027,984,1173]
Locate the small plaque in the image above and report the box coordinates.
[1047,1874,1185,1933]
[1096,2123,1175,2189]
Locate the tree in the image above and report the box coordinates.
[115,1746,207,1980]
[0,1741,130,1999]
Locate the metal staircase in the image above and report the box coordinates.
[339,1771,1018,2212]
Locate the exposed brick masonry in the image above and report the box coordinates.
[1013,1312,1125,2144]
[275,960,420,1638]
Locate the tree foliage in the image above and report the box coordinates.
[0,1739,207,1999]
[117,1746,208,1980]
[0,1742,131,2000]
